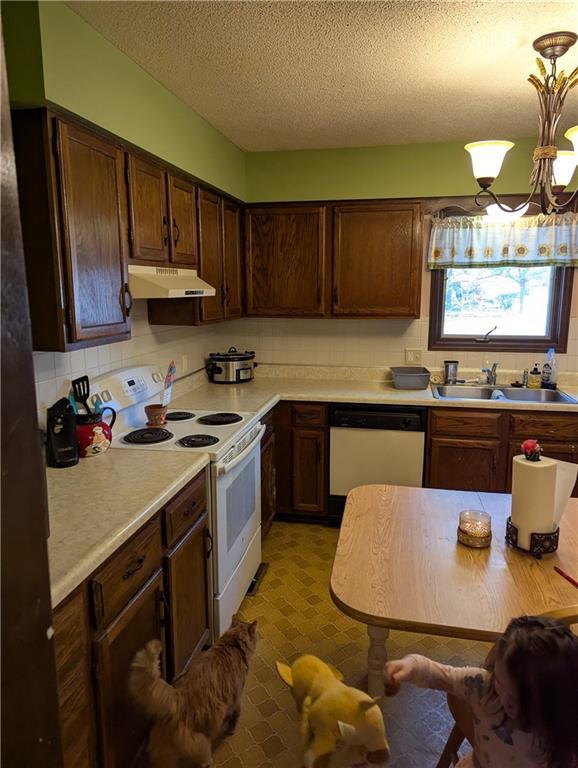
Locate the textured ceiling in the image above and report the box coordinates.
[67,1,578,152]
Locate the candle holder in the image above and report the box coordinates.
[457,509,492,548]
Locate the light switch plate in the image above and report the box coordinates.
[405,348,422,364]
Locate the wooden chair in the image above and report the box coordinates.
[435,605,578,768]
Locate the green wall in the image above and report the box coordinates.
[245,138,538,202]
[2,1,246,200]
[3,2,572,205]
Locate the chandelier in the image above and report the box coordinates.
[465,31,578,215]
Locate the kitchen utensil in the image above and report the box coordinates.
[46,398,79,468]
[161,360,177,407]
[72,375,91,414]
[206,347,257,384]
[145,404,168,426]
[68,394,78,414]
[390,366,431,390]
[76,408,116,458]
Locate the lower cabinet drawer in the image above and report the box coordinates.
[89,516,162,628]
[162,470,207,548]
[292,402,327,428]
[510,412,578,441]
[429,408,506,438]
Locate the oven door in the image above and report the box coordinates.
[211,424,265,595]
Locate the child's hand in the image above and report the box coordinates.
[384,658,414,696]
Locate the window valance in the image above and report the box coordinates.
[427,212,578,269]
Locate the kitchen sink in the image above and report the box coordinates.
[431,384,576,404]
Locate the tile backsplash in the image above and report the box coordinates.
[33,301,219,428]
[33,277,578,426]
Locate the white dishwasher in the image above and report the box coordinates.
[329,404,426,520]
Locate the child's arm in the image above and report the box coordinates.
[385,655,488,704]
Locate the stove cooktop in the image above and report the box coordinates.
[112,408,257,458]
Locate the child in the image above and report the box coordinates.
[385,616,578,768]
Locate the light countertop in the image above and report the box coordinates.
[168,376,578,417]
[47,450,209,607]
[47,373,577,608]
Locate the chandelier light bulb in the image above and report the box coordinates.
[486,203,530,221]
[552,150,577,189]
[464,141,515,187]
[564,126,578,154]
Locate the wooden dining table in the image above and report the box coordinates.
[330,484,578,695]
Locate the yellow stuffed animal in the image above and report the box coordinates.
[276,654,389,768]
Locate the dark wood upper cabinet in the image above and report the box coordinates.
[332,202,422,317]
[127,155,170,264]
[12,111,131,350]
[245,206,326,316]
[57,121,131,343]
[222,199,243,319]
[164,512,211,680]
[168,175,198,267]
[198,188,224,322]
[94,570,165,768]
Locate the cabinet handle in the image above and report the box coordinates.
[123,554,145,580]
[183,500,198,518]
[173,218,180,246]
[333,286,338,306]
[221,283,226,309]
[492,453,497,470]
[123,283,133,316]
[205,529,213,558]
[162,216,169,246]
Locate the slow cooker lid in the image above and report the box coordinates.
[208,346,255,362]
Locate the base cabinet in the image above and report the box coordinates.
[261,431,276,538]
[94,571,165,768]
[52,470,211,768]
[274,402,329,521]
[426,408,578,496]
[164,512,211,680]
[428,437,505,492]
[53,589,95,768]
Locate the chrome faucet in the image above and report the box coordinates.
[482,362,499,385]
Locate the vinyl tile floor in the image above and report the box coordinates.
[214,522,491,768]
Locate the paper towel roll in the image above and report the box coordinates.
[511,454,578,550]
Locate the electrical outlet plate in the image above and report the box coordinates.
[405,348,422,364]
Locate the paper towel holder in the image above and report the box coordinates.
[505,517,560,559]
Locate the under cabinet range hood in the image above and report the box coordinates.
[128,265,216,299]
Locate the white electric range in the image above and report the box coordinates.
[90,366,263,638]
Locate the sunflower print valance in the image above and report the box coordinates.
[428,212,578,269]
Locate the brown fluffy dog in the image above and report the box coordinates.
[129,617,257,768]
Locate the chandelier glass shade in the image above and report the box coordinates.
[465,31,578,214]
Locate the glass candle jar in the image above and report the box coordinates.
[457,509,492,548]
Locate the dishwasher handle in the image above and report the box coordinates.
[330,408,425,431]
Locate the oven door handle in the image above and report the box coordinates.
[216,424,266,476]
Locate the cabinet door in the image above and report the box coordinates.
[293,428,326,514]
[198,189,224,322]
[222,199,243,319]
[261,432,276,538]
[428,437,505,492]
[53,589,95,768]
[56,121,130,342]
[94,571,164,768]
[506,440,578,497]
[245,206,326,316]
[164,512,211,680]
[333,202,421,317]
[168,175,198,266]
[127,155,169,263]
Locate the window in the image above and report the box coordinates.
[429,266,573,352]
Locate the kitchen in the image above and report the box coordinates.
[1,2,578,768]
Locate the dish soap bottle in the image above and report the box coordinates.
[540,348,558,390]
[528,363,541,389]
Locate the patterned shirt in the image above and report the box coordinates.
[403,654,544,767]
